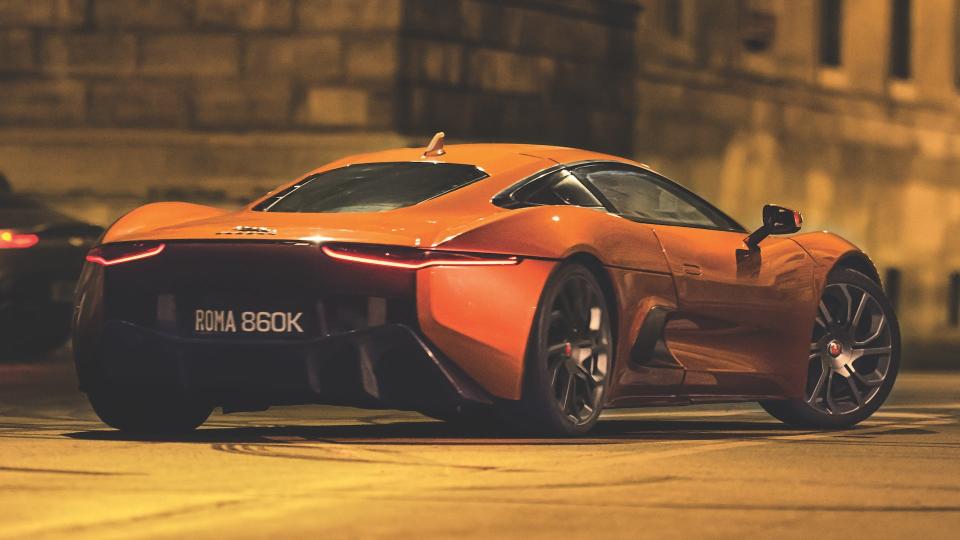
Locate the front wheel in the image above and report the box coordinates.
[761,268,900,429]
[507,263,614,435]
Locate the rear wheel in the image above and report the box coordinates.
[761,268,900,428]
[87,386,212,435]
[508,263,613,435]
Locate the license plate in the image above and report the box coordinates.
[192,308,305,335]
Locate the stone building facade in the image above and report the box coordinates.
[633,0,960,351]
[1,0,959,355]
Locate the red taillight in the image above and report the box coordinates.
[322,243,520,269]
[85,242,166,266]
[793,210,803,228]
[0,230,39,249]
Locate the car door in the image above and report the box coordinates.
[573,163,816,397]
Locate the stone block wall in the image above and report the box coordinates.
[4,0,960,349]
[633,0,960,343]
[0,0,640,198]
[396,0,640,154]
[0,0,402,132]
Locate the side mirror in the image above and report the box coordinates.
[743,204,802,249]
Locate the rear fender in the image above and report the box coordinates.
[103,203,229,244]
[437,205,670,274]
[425,206,671,399]
[417,259,556,400]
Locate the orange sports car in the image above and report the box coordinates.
[73,133,899,435]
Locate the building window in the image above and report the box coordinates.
[884,268,902,312]
[949,272,960,328]
[663,0,683,38]
[819,0,842,66]
[741,5,777,53]
[889,0,911,79]
[954,4,960,88]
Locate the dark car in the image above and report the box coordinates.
[1,191,102,356]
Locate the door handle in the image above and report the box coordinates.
[682,263,702,276]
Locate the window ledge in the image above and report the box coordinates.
[888,79,917,102]
[817,67,848,89]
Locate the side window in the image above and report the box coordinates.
[513,170,604,208]
[575,166,736,230]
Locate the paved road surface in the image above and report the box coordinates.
[1,351,958,539]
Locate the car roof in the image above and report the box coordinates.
[313,143,646,177]
[244,142,659,215]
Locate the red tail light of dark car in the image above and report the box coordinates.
[0,230,39,249]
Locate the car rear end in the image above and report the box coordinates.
[73,160,527,415]
[74,238,513,414]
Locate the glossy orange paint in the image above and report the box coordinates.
[653,225,817,398]
[102,144,638,250]
[417,259,555,399]
[792,232,880,290]
[105,202,228,244]
[97,142,874,406]
[605,268,681,403]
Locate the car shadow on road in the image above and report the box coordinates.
[64,417,811,446]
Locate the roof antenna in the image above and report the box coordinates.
[421,131,446,158]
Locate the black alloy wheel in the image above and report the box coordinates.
[761,268,900,428]
[510,263,613,435]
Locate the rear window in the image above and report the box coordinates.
[254,162,488,213]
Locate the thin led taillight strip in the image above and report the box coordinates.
[86,243,166,266]
[321,245,519,269]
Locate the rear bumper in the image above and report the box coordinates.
[89,320,493,414]
[70,239,544,408]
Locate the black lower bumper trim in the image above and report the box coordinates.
[94,320,493,414]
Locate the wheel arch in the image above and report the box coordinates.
[514,252,620,402]
[831,252,882,285]
[564,252,620,345]
[791,232,881,290]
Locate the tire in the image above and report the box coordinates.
[87,386,212,435]
[761,267,900,429]
[506,262,614,435]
